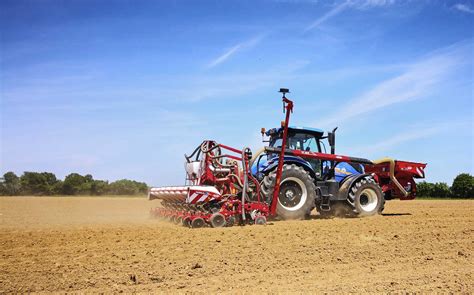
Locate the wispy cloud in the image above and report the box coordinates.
[206,36,263,69]
[2,59,310,114]
[304,1,351,32]
[353,120,471,155]
[304,0,396,31]
[316,42,471,128]
[179,59,309,101]
[453,3,474,14]
[357,0,395,9]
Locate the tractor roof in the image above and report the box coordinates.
[266,126,324,137]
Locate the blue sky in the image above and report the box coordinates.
[1,0,473,186]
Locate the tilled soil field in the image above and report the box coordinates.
[0,197,472,293]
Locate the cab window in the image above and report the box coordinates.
[303,137,318,152]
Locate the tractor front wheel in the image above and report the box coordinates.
[347,176,385,217]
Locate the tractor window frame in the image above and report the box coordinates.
[269,132,322,153]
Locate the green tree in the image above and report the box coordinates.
[91,180,109,195]
[52,180,64,195]
[108,179,147,195]
[62,173,93,195]
[431,182,451,198]
[134,181,148,194]
[20,172,58,195]
[0,172,22,195]
[451,173,474,199]
[416,181,434,198]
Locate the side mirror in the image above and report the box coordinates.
[328,132,335,147]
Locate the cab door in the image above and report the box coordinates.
[301,135,322,179]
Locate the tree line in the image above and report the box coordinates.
[0,171,148,196]
[416,173,473,199]
[1,171,472,198]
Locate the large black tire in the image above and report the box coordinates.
[347,176,385,217]
[261,164,316,220]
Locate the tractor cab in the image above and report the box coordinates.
[252,126,362,182]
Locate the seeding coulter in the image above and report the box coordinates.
[149,89,426,228]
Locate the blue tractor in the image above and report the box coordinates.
[251,125,379,219]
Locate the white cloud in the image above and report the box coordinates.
[352,120,471,155]
[316,42,470,128]
[304,0,351,31]
[304,0,397,31]
[359,126,440,154]
[272,0,319,3]
[177,59,310,101]
[453,3,474,14]
[358,0,395,9]
[206,36,263,69]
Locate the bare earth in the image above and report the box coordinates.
[0,197,472,293]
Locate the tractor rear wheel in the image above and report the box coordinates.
[261,164,316,220]
[347,176,384,217]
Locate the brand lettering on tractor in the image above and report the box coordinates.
[335,167,352,175]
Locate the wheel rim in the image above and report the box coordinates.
[255,216,266,225]
[183,217,191,226]
[359,188,378,212]
[278,177,307,211]
[210,213,226,228]
[192,218,205,228]
[226,216,235,226]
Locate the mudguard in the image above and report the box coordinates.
[336,173,372,201]
[334,162,363,182]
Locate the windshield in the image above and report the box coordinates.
[270,132,320,152]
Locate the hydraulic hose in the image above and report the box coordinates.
[249,147,265,168]
[372,157,409,197]
[228,173,243,188]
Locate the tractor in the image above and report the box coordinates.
[149,89,426,227]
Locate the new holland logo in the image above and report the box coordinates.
[335,167,352,175]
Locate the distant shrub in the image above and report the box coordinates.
[0,172,22,196]
[417,173,473,199]
[62,173,94,195]
[20,172,59,195]
[416,181,434,198]
[91,180,109,195]
[431,182,451,199]
[108,179,148,195]
[451,173,474,199]
[0,171,147,196]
